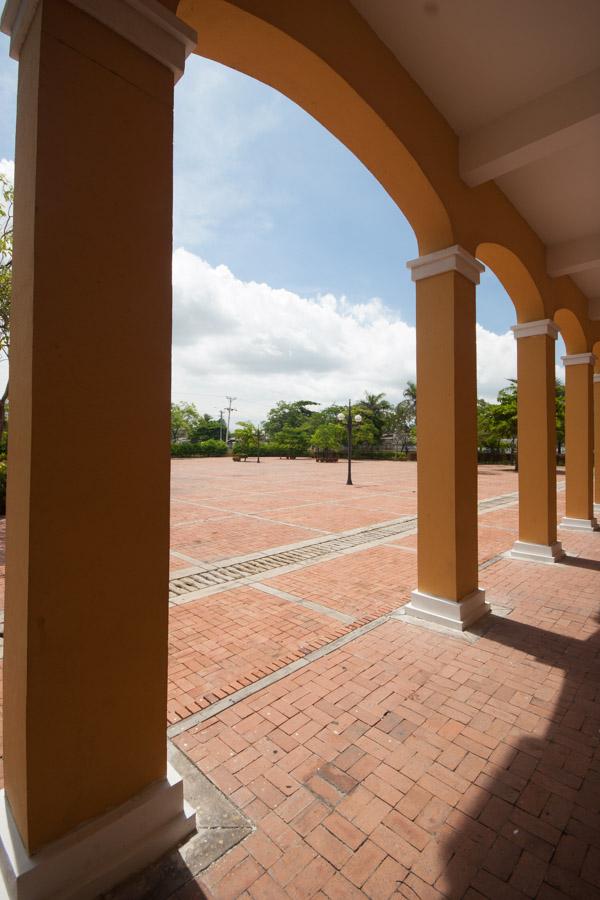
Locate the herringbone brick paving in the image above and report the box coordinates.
[171,517,600,899]
[3,458,596,900]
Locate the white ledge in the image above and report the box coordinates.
[405,588,489,632]
[561,353,596,367]
[506,541,564,564]
[559,516,598,532]
[594,374,600,383]
[0,764,195,899]
[511,319,558,340]
[1,0,197,79]
[406,246,484,285]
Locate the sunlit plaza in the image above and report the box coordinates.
[0,0,600,898]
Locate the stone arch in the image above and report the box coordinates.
[175,0,453,254]
[476,242,546,323]
[554,308,589,354]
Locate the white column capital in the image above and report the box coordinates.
[406,245,485,285]
[561,352,596,366]
[593,373,600,383]
[511,319,559,340]
[1,0,197,80]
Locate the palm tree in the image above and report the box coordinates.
[403,381,417,418]
[360,392,392,445]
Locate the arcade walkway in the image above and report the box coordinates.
[107,459,600,899]
[1,1,599,897]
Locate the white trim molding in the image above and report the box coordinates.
[559,516,599,532]
[1,0,197,79]
[404,588,490,632]
[593,374,600,384]
[0,764,195,899]
[406,246,485,285]
[506,540,564,564]
[561,353,596,367]
[511,319,559,340]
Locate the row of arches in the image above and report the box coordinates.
[175,0,597,349]
[0,2,597,897]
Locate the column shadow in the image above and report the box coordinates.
[440,610,600,897]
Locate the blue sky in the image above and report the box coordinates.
[1,38,561,421]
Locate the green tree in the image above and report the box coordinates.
[276,423,311,456]
[0,174,13,442]
[358,391,392,444]
[171,401,201,442]
[233,421,258,456]
[477,381,518,468]
[555,380,565,456]
[311,422,344,451]
[190,413,222,443]
[392,396,416,452]
[403,381,417,417]
[264,400,319,440]
[351,417,377,451]
[477,398,503,458]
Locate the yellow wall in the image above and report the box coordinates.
[176,0,593,338]
[5,0,175,852]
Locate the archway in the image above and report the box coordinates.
[475,244,563,562]
[175,0,453,254]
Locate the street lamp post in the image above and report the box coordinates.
[337,400,362,486]
[256,425,262,463]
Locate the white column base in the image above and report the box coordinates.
[506,540,565,564]
[559,516,599,532]
[594,503,600,516]
[0,763,196,900]
[405,588,490,632]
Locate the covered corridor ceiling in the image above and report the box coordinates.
[350,0,600,313]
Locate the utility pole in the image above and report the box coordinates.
[225,396,237,444]
[218,409,224,442]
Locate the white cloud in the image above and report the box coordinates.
[174,58,282,248]
[0,158,14,183]
[171,247,519,422]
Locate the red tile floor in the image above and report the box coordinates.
[4,459,600,899]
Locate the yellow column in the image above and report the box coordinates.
[0,1,195,896]
[509,320,564,562]
[405,246,489,631]
[560,353,597,530]
[594,371,600,517]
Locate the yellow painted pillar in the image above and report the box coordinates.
[405,246,489,631]
[594,371,600,517]
[0,0,196,896]
[560,353,598,530]
[509,321,564,563]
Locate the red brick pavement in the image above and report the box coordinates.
[172,520,600,899]
[1,459,592,899]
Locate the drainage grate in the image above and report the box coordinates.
[168,488,527,601]
[168,517,417,599]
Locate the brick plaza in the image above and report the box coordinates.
[6,457,600,899]
[163,458,600,898]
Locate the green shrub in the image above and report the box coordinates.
[171,439,227,458]
[0,458,6,515]
[351,450,408,461]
